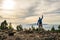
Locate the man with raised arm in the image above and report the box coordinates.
[37,15,43,28]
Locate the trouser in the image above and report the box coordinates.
[38,24,42,28]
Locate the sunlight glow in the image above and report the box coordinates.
[2,0,15,10]
[1,0,15,16]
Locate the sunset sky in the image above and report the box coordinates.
[0,0,60,25]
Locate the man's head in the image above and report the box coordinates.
[39,17,41,19]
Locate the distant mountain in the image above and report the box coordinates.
[26,23,59,30]
[27,23,48,25]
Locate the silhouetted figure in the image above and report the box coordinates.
[37,15,43,28]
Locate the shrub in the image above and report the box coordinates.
[8,23,13,30]
[51,26,55,32]
[16,24,23,31]
[31,25,35,31]
[58,25,60,32]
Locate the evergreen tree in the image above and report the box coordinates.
[1,20,8,30]
[0,26,1,30]
[31,25,35,31]
[58,25,60,32]
[16,24,23,31]
[58,25,60,30]
[8,23,13,30]
[51,26,55,32]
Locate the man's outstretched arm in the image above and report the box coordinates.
[42,15,43,19]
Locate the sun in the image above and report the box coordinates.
[1,0,15,16]
[2,0,15,10]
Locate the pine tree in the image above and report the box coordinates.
[58,25,60,32]
[51,26,55,32]
[58,25,60,30]
[1,20,8,30]
[8,23,13,30]
[0,26,1,30]
[31,25,35,31]
[16,24,23,31]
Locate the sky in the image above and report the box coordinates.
[0,0,60,25]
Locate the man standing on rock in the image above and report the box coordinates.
[37,15,43,28]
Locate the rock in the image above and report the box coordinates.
[15,37,21,40]
[33,37,40,40]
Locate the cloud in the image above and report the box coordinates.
[45,9,60,14]
[0,0,60,24]
[0,16,2,18]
